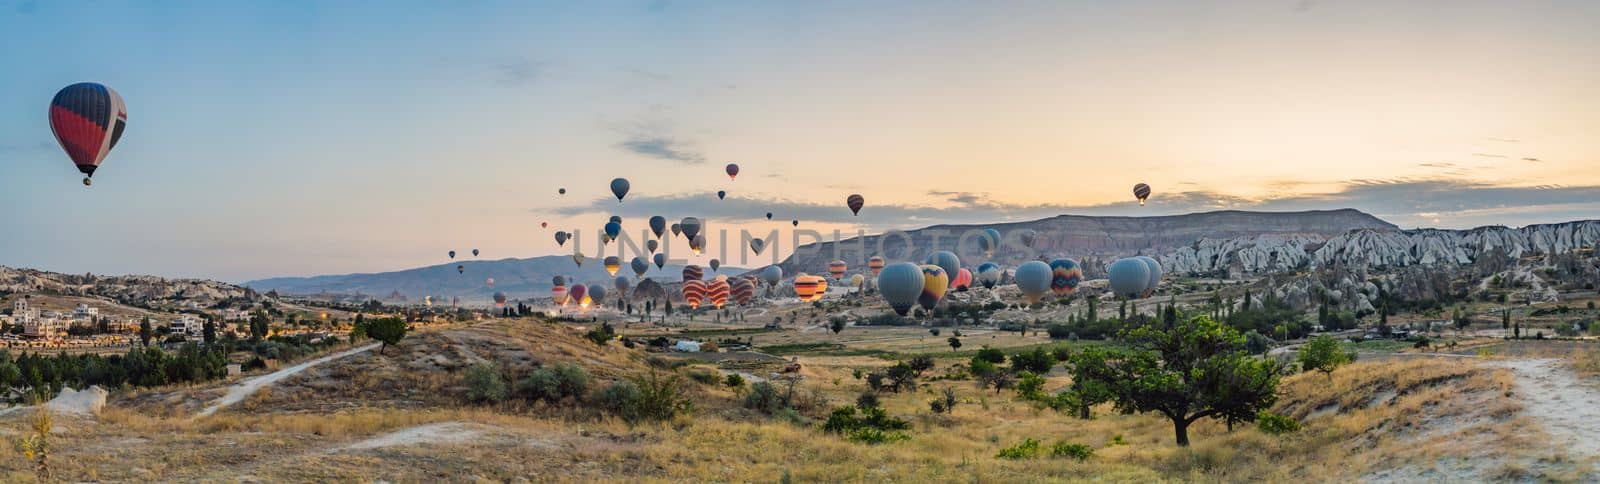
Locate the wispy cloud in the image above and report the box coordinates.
[615,133,706,164]
[494,58,542,86]
[1521,157,1541,162]
[1471,152,1508,159]
[1484,137,1521,143]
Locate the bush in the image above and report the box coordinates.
[745,381,785,414]
[996,438,1042,459]
[520,363,592,404]
[1009,347,1055,374]
[463,362,507,404]
[1256,411,1302,435]
[585,322,616,346]
[822,406,910,444]
[688,368,720,385]
[974,347,1006,364]
[856,391,881,410]
[614,371,693,423]
[1050,442,1094,460]
[596,380,642,417]
[724,373,745,389]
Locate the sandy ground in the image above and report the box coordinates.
[338,422,489,451]
[1489,358,1600,459]
[196,342,381,418]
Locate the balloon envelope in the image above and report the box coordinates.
[717,190,726,200]
[1108,258,1151,299]
[1013,261,1052,303]
[979,229,1002,256]
[603,256,621,276]
[631,257,649,278]
[448,250,456,259]
[589,284,607,304]
[552,275,566,287]
[681,280,706,309]
[682,264,703,282]
[1048,258,1083,296]
[646,239,659,254]
[1133,183,1152,205]
[828,260,847,280]
[653,253,667,269]
[918,265,949,310]
[50,83,127,185]
[649,216,667,239]
[731,277,755,305]
[793,274,827,302]
[680,217,702,240]
[760,266,783,286]
[707,279,730,308]
[709,259,721,272]
[493,292,507,307]
[725,163,739,180]
[749,238,765,255]
[555,232,569,246]
[952,268,973,292]
[976,262,1002,289]
[877,263,924,316]
[610,178,630,201]
[926,251,961,287]
[615,275,632,295]
[1018,229,1038,247]
[1135,256,1162,296]
[604,222,622,241]
[551,286,569,306]
[867,256,885,276]
[846,194,864,215]
[570,284,589,307]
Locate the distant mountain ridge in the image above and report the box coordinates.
[771,209,1397,277]
[245,255,746,302]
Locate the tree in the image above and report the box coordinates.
[366,317,409,355]
[138,317,153,347]
[249,311,270,340]
[1297,335,1354,378]
[1502,309,1511,332]
[1009,347,1054,374]
[202,320,217,345]
[947,336,962,352]
[1086,297,1098,323]
[829,318,846,335]
[1067,315,1283,446]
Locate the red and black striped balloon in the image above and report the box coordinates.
[49,82,126,184]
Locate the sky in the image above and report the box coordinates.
[2,0,1598,283]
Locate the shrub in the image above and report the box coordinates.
[744,381,785,414]
[1051,346,1072,362]
[845,427,908,444]
[688,369,720,385]
[822,406,910,444]
[618,371,693,423]
[724,373,745,389]
[1256,411,1302,435]
[996,438,1042,459]
[585,322,616,346]
[1014,371,1046,400]
[974,346,1006,364]
[520,363,592,404]
[1298,335,1355,377]
[907,355,935,374]
[1050,442,1094,460]
[596,380,642,417]
[1009,347,1055,374]
[463,362,507,404]
[856,391,881,410]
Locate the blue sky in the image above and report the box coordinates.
[3,0,1597,282]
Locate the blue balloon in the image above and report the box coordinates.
[976,262,1002,289]
[877,262,925,316]
[604,221,622,241]
[1013,261,1052,303]
[1108,258,1152,299]
[925,251,961,287]
[610,178,630,201]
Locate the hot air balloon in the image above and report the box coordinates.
[649,216,667,239]
[486,277,495,288]
[540,222,548,229]
[472,249,480,257]
[604,256,621,276]
[926,251,961,288]
[847,194,864,216]
[1133,183,1152,206]
[850,273,865,289]
[682,264,704,283]
[765,212,773,220]
[631,257,649,279]
[1018,229,1038,248]
[551,285,569,306]
[559,187,566,195]
[553,275,566,287]
[604,222,622,243]
[725,163,739,180]
[682,280,706,309]
[707,279,730,308]
[646,239,659,254]
[615,275,632,296]
[717,190,726,200]
[791,219,799,227]
[50,83,127,186]
[1013,261,1052,304]
[976,262,1002,289]
[731,277,755,305]
[609,215,622,225]
[589,284,607,305]
[653,253,667,269]
[918,265,948,310]
[760,266,783,287]
[493,292,507,308]
[572,252,586,267]
[1135,256,1162,297]
[709,259,721,273]
[952,268,973,292]
[793,274,827,302]
[457,265,465,275]
[691,235,707,255]
[979,228,1002,257]
[610,178,630,201]
[571,284,590,308]
[1108,258,1151,299]
[749,238,766,255]
[877,263,924,316]
[670,223,682,238]
[1048,258,1083,296]
[449,250,456,259]
[555,231,569,247]
[828,260,847,280]
[868,256,886,276]
[679,217,702,240]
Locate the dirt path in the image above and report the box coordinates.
[1488,358,1600,459]
[195,343,382,418]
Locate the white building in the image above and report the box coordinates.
[672,340,702,352]
[73,303,99,321]
[223,309,252,322]
[171,314,205,337]
[12,298,39,324]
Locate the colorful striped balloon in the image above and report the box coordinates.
[551,286,569,306]
[828,260,847,280]
[793,274,827,302]
[952,268,973,292]
[731,277,755,305]
[1133,183,1152,206]
[918,265,948,310]
[1048,258,1083,296]
[682,264,703,282]
[49,83,127,186]
[682,279,707,309]
[867,256,885,276]
[707,279,730,309]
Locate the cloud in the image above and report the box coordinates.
[494,59,541,86]
[1484,137,1521,143]
[615,133,706,164]
[1521,157,1541,162]
[543,178,1600,232]
[1471,152,1508,159]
